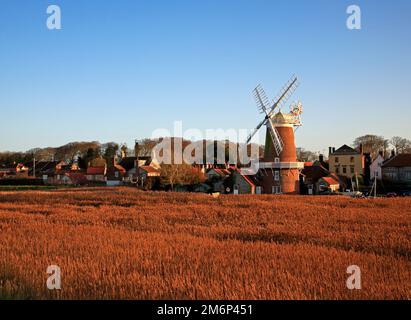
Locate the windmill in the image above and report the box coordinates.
[247,75,304,194]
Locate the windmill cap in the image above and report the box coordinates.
[271,111,294,124]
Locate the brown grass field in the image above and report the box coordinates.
[0,187,410,300]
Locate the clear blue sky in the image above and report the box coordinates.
[1,0,410,154]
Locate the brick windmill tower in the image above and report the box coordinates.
[246,76,304,194]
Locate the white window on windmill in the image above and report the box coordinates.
[274,170,280,181]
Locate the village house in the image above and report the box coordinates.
[0,163,30,179]
[106,164,126,186]
[58,172,88,186]
[318,175,340,193]
[119,156,160,183]
[86,166,106,182]
[381,154,411,186]
[328,145,363,179]
[232,169,258,194]
[370,152,385,181]
[300,162,330,195]
[206,168,232,193]
[300,154,342,194]
[137,165,161,189]
[22,160,64,183]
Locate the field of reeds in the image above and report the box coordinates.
[0,187,410,299]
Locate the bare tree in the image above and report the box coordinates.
[390,136,411,154]
[296,148,318,162]
[138,138,159,157]
[160,164,205,191]
[353,135,388,159]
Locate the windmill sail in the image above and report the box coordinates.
[246,85,271,143]
[247,76,299,144]
[268,76,299,117]
[266,114,284,156]
[253,84,271,114]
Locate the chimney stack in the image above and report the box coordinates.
[329,147,333,156]
[359,143,364,154]
[319,154,324,163]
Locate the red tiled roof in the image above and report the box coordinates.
[382,154,411,167]
[321,176,340,186]
[87,166,106,175]
[304,162,314,167]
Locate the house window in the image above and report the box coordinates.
[350,166,355,174]
[274,157,280,163]
[115,172,119,178]
[336,167,339,174]
[375,171,379,177]
[335,157,339,163]
[342,167,347,174]
[274,171,280,181]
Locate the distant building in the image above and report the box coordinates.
[206,168,232,193]
[86,166,106,182]
[232,169,257,194]
[318,175,340,193]
[23,160,64,182]
[328,145,363,179]
[381,154,411,185]
[300,154,342,195]
[119,156,160,183]
[59,172,88,186]
[106,164,126,186]
[370,152,385,181]
[300,163,330,195]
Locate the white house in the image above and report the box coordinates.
[370,153,385,181]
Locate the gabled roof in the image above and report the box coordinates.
[382,154,411,167]
[87,166,106,175]
[301,164,329,181]
[321,176,340,186]
[331,144,359,155]
[26,161,61,175]
[234,168,256,187]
